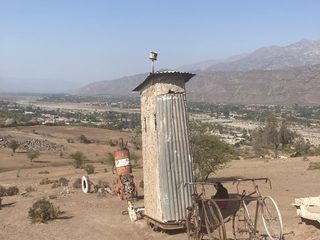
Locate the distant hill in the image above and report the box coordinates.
[75,73,148,96]
[187,64,320,105]
[178,53,248,72]
[75,39,320,105]
[182,39,320,72]
[76,64,320,105]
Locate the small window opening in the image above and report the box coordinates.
[144,117,147,132]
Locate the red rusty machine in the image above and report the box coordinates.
[113,139,137,200]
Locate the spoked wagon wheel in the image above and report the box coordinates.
[232,202,253,240]
[203,200,227,240]
[261,196,283,240]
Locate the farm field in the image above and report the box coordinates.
[17,99,140,113]
[0,126,319,240]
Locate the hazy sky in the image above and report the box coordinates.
[1,0,320,92]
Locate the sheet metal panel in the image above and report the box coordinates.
[156,93,194,222]
[133,71,195,92]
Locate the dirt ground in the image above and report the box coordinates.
[0,126,319,240]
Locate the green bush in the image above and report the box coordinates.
[70,151,86,169]
[85,164,95,174]
[104,152,115,165]
[191,134,237,180]
[8,140,19,153]
[28,198,61,223]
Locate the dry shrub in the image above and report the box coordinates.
[85,164,95,175]
[308,162,320,170]
[27,150,40,162]
[40,178,58,185]
[108,139,118,147]
[49,195,57,199]
[0,186,6,197]
[95,180,110,197]
[47,177,69,188]
[97,180,109,188]
[66,138,74,143]
[25,186,36,193]
[28,198,61,223]
[6,186,19,196]
[51,183,60,189]
[72,178,82,188]
[38,171,50,174]
[79,134,90,144]
[58,177,69,186]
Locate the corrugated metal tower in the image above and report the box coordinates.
[133,70,195,224]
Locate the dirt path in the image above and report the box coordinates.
[1,157,319,240]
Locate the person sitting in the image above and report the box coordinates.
[212,182,229,209]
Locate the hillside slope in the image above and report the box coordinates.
[184,39,320,72]
[76,65,320,105]
[187,64,320,105]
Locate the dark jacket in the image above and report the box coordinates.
[213,185,229,199]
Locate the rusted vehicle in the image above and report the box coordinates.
[186,178,283,240]
[113,139,137,200]
[293,196,320,224]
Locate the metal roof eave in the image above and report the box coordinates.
[132,71,195,92]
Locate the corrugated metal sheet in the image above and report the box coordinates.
[156,93,194,222]
[133,71,195,92]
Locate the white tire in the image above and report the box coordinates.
[82,176,91,193]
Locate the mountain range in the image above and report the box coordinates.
[75,39,320,105]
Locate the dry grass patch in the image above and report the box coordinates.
[307,162,320,170]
